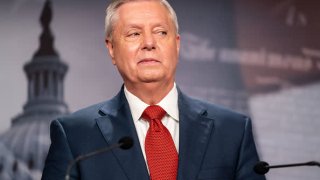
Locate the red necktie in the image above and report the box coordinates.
[142,105,178,180]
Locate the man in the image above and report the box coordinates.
[42,0,266,180]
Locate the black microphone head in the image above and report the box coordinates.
[254,161,270,175]
[118,136,134,150]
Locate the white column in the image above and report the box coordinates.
[39,71,44,97]
[48,70,53,98]
[29,74,35,100]
[57,73,62,100]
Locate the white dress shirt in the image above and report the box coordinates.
[124,84,180,164]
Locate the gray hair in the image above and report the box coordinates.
[105,0,179,40]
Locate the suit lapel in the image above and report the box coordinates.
[94,87,214,180]
[95,89,149,180]
[177,91,215,180]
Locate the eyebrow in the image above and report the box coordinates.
[124,21,169,29]
[125,24,143,29]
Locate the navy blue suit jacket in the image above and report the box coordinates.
[42,88,265,180]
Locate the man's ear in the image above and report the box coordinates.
[176,34,180,54]
[105,39,116,65]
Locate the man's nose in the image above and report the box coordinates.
[142,33,156,51]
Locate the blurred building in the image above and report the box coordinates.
[0,0,68,179]
[0,142,33,180]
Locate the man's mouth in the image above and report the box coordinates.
[138,58,160,64]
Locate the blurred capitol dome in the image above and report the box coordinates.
[0,142,33,180]
[0,0,68,178]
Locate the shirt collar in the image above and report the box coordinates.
[124,83,179,122]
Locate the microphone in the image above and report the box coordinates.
[65,136,134,180]
[254,160,320,175]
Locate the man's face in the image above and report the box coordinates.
[106,1,180,87]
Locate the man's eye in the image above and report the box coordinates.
[128,32,140,37]
[159,31,167,36]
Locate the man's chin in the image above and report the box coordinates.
[140,78,161,83]
[138,73,164,83]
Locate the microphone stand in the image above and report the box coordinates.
[65,137,133,180]
[268,161,320,169]
[65,143,123,180]
[254,161,320,175]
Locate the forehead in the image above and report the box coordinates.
[116,1,171,26]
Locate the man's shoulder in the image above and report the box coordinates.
[181,93,249,124]
[57,88,124,123]
[68,100,107,118]
[55,97,116,128]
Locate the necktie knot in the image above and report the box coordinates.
[142,105,166,121]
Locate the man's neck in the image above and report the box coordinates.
[124,81,175,105]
